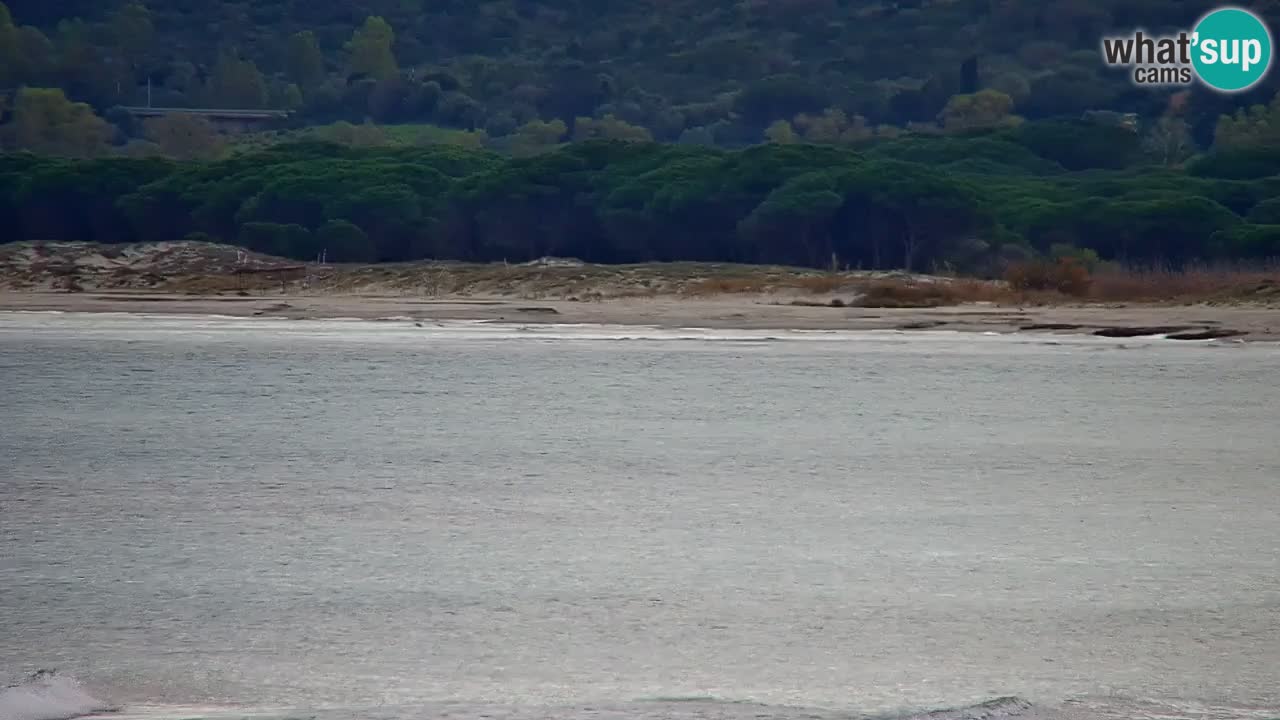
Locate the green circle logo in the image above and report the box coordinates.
[1192,7,1273,92]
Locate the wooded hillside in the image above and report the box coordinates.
[3,0,1279,153]
[5,1,1280,273]
[6,129,1280,271]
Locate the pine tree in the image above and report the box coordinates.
[346,16,397,81]
[285,31,325,91]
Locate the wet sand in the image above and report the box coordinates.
[2,290,1278,341]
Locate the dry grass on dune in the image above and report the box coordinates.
[6,241,1278,307]
[679,270,868,297]
[813,263,1280,308]
[997,259,1280,305]
[849,277,1008,308]
[1086,266,1280,303]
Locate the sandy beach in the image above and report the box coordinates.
[3,290,1278,341]
[3,241,1278,341]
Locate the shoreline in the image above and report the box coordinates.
[2,291,1278,342]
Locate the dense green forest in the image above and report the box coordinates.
[3,1,1280,270]
[5,125,1280,270]
[3,0,1280,152]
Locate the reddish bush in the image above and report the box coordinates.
[1005,257,1092,297]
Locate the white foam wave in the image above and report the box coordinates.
[3,311,1276,354]
[0,672,113,720]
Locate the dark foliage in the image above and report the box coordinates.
[4,126,1278,270]
[2,0,1278,143]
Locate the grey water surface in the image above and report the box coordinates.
[1,313,1278,720]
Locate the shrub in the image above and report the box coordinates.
[792,274,848,294]
[316,219,373,262]
[1005,257,1092,296]
[1088,264,1280,301]
[1187,147,1280,179]
[851,277,1003,307]
[1246,198,1280,224]
[1049,243,1100,271]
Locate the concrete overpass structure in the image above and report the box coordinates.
[120,107,292,133]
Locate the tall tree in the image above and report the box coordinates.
[3,87,111,157]
[285,31,325,92]
[108,2,153,69]
[0,2,17,86]
[143,113,227,160]
[204,51,269,109]
[939,89,1020,132]
[793,109,873,144]
[508,118,566,157]
[346,16,397,81]
[54,18,122,106]
[764,119,797,144]
[280,83,304,111]
[1214,96,1280,149]
[1144,117,1195,167]
[1,4,54,89]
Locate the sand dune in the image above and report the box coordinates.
[2,241,1277,341]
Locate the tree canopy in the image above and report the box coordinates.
[1,0,1278,150]
[4,1,1280,272]
[5,126,1280,269]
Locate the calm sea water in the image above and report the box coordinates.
[1,313,1278,720]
